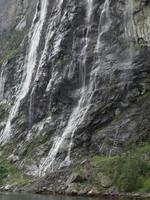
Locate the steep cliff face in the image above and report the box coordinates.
[132,0,150,43]
[0,0,149,194]
[0,0,36,33]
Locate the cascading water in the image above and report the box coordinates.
[0,0,149,188]
[124,0,134,39]
[95,0,111,51]
[39,0,94,176]
[63,0,112,166]
[107,0,134,157]
[124,0,134,59]
[0,0,49,144]
[0,64,6,101]
[28,0,65,129]
[0,0,147,184]
[34,0,64,81]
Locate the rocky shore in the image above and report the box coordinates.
[0,186,150,200]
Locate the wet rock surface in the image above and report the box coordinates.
[0,0,149,195]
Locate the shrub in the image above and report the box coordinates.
[140,179,150,192]
[0,165,8,184]
[90,144,150,192]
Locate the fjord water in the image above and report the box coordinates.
[0,193,96,200]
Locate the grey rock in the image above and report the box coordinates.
[0,0,149,193]
[100,175,112,188]
[7,154,19,163]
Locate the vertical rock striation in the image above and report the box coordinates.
[0,0,149,189]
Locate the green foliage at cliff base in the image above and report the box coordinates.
[76,144,150,193]
[0,156,30,187]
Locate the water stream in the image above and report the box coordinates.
[39,0,94,176]
[0,0,136,178]
[0,0,49,144]
[0,64,6,101]
[95,0,111,52]
[39,0,112,176]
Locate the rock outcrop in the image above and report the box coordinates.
[0,0,149,194]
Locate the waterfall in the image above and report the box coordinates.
[0,64,6,101]
[124,0,134,60]
[39,0,94,177]
[124,0,134,40]
[0,0,49,144]
[32,0,64,83]
[95,0,111,51]
[28,0,65,133]
[81,0,94,85]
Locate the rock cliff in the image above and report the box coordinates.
[0,0,149,194]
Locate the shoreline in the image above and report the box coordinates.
[0,187,150,200]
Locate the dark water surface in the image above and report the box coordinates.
[0,193,98,200]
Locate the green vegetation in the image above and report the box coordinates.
[0,30,26,65]
[110,156,147,192]
[75,144,150,193]
[0,48,19,65]
[0,30,26,50]
[0,156,30,187]
[137,91,150,102]
[20,135,48,159]
[133,43,145,50]
[0,165,8,184]
[140,179,150,193]
[133,39,148,50]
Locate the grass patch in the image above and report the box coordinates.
[137,91,150,102]
[0,30,26,50]
[75,144,150,193]
[140,179,150,192]
[0,48,20,65]
[91,144,150,192]
[0,156,30,187]
[0,30,27,65]
[18,134,49,166]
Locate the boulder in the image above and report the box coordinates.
[100,175,112,188]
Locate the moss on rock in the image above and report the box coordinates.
[72,144,150,193]
[0,156,31,188]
